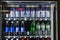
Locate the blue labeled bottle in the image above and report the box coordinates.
[21,20,25,36]
[10,21,15,36]
[15,21,20,36]
[5,21,9,36]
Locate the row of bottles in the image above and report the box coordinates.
[4,37,51,40]
[6,7,50,18]
[4,20,51,36]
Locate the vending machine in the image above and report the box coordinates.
[0,1,58,40]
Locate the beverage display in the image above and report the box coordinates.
[1,1,57,40]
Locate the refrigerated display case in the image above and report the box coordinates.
[0,1,58,40]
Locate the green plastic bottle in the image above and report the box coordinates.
[30,20,35,35]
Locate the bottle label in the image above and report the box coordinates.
[42,25,45,31]
[41,23,45,31]
[6,14,9,17]
[16,11,20,17]
[21,11,25,17]
[46,25,50,30]
[36,25,40,30]
[31,11,35,17]
[26,11,30,17]
[16,27,19,32]
[10,8,15,17]
[21,27,25,32]
[10,27,14,33]
[5,27,9,32]
[46,11,50,18]
[10,11,15,17]
[41,11,45,17]
[36,11,40,17]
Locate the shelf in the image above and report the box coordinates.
[5,17,51,21]
[7,5,19,7]
[4,36,51,38]
[0,10,10,12]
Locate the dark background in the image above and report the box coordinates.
[0,0,60,40]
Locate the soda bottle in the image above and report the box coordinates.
[15,21,20,36]
[41,21,45,35]
[46,21,51,35]
[30,20,35,35]
[45,7,50,18]
[21,21,25,36]
[36,22,41,35]
[25,20,31,36]
[10,21,15,36]
[5,21,9,36]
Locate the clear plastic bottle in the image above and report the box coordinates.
[41,21,45,35]
[36,22,41,35]
[21,21,25,35]
[46,21,51,35]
